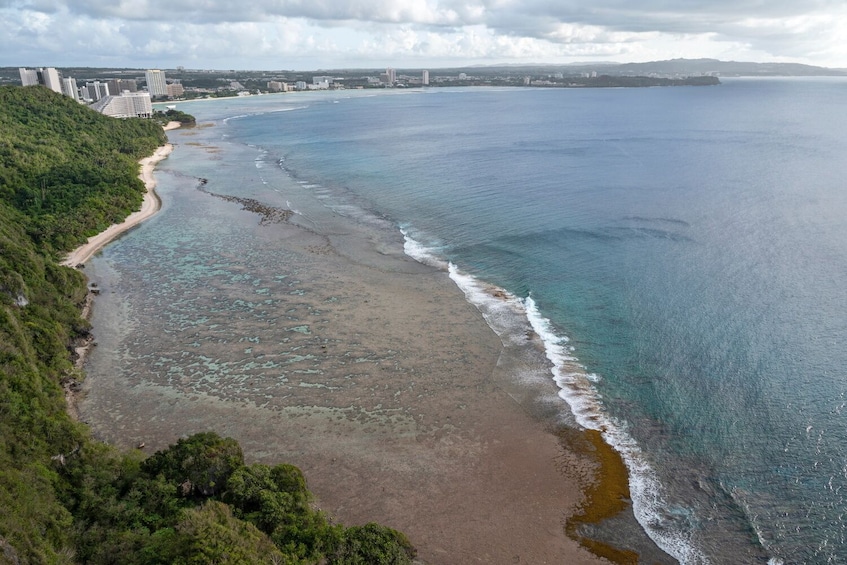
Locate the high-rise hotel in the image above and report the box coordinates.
[144,69,168,97]
[19,67,63,93]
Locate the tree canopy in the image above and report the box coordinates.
[0,85,166,256]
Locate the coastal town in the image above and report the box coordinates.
[11,63,731,119]
[15,58,847,121]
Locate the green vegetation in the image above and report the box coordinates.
[59,433,415,564]
[153,108,196,127]
[0,85,415,564]
[0,84,163,563]
[0,85,167,255]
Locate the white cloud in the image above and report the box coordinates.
[2,0,846,68]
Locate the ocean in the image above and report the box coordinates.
[97,78,847,563]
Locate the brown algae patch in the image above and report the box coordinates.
[559,427,639,564]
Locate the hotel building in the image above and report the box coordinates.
[145,69,168,97]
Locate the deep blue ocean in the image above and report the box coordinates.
[161,78,847,563]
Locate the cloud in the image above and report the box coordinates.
[2,0,846,68]
[17,0,841,30]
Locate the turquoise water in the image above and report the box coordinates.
[146,79,847,563]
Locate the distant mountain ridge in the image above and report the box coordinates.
[603,58,847,76]
[402,58,847,77]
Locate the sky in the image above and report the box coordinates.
[2,0,847,70]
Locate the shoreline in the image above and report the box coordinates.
[445,266,673,562]
[60,122,180,268]
[76,119,661,563]
[63,121,180,419]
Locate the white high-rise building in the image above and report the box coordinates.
[19,67,62,92]
[90,92,153,118]
[145,69,168,97]
[62,77,79,101]
[19,68,39,86]
[386,67,396,83]
[19,67,86,101]
[40,67,63,93]
[422,70,429,86]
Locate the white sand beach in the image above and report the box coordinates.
[60,122,180,267]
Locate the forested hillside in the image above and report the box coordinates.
[0,86,414,564]
[0,86,166,255]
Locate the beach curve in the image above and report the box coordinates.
[60,121,181,268]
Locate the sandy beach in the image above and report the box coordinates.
[61,122,180,267]
[62,122,177,417]
[76,124,656,564]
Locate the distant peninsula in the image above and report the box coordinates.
[527,74,721,88]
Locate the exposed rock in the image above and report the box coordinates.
[197,182,293,225]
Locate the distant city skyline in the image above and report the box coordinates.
[17,66,153,118]
[3,0,846,70]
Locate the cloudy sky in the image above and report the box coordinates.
[2,0,846,70]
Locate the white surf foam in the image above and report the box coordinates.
[525,296,709,564]
[401,230,710,564]
[222,113,250,124]
[400,227,448,270]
